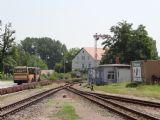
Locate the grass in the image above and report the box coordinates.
[94,82,160,99]
[45,99,80,120]
[57,103,80,120]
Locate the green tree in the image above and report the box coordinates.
[0,22,15,71]
[54,62,63,73]
[65,48,80,72]
[26,54,47,69]
[9,44,48,69]
[55,48,80,73]
[102,21,158,64]
[21,37,67,69]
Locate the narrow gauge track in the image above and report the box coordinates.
[0,85,66,119]
[67,87,160,120]
[86,91,160,108]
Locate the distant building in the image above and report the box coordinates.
[88,64,131,84]
[72,47,105,71]
[131,60,160,84]
[41,70,54,76]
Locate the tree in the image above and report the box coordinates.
[14,45,48,69]
[102,21,158,64]
[54,62,63,73]
[0,21,15,71]
[21,37,67,69]
[65,48,80,72]
[54,48,80,73]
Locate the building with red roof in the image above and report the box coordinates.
[72,47,105,71]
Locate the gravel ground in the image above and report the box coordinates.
[3,89,125,120]
[0,83,64,107]
[3,83,159,120]
[62,90,125,120]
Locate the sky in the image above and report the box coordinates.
[0,0,160,54]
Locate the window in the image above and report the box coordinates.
[88,56,90,60]
[82,56,85,60]
[14,68,27,73]
[107,71,114,80]
[82,64,84,68]
[88,62,91,68]
[77,56,79,60]
[108,74,111,79]
[28,68,35,74]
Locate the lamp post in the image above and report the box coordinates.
[61,52,68,74]
[45,55,50,68]
[61,53,65,74]
[31,44,38,80]
[31,44,40,66]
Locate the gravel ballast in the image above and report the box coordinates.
[3,89,125,120]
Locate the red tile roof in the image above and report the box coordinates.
[84,47,105,60]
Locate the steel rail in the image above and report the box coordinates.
[86,91,160,108]
[0,85,63,111]
[67,87,160,120]
[0,85,66,119]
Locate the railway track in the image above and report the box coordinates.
[86,91,160,108]
[67,87,160,120]
[0,85,66,119]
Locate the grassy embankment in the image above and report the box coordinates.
[94,82,160,99]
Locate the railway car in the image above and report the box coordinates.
[13,66,41,84]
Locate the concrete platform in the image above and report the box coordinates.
[0,81,17,88]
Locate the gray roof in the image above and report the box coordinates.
[98,64,130,67]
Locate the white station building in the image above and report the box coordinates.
[72,47,105,71]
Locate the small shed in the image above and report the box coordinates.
[131,60,160,84]
[88,64,131,84]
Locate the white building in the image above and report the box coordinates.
[72,47,105,71]
[88,64,131,84]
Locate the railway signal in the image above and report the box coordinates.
[93,33,111,84]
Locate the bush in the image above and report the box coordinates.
[0,73,13,80]
[70,72,77,78]
[49,72,71,80]
[0,72,3,79]
[49,72,59,80]
[71,78,83,82]
[40,74,49,80]
[64,73,71,79]
[126,82,142,88]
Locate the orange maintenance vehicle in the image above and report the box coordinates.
[13,66,41,84]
